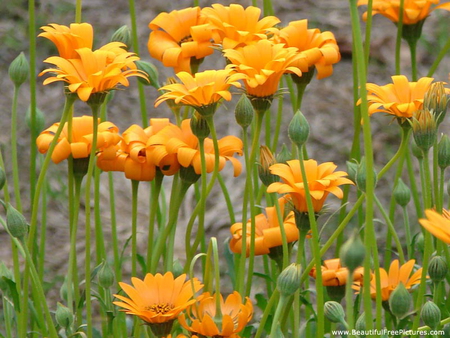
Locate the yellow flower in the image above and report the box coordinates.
[201,3,280,49]
[148,7,214,73]
[40,43,146,101]
[39,23,93,59]
[114,272,203,336]
[179,291,253,337]
[223,39,305,98]
[419,209,450,243]
[267,159,353,213]
[229,197,299,256]
[271,19,341,79]
[36,115,120,164]
[309,258,364,287]
[357,0,450,25]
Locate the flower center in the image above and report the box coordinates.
[146,303,174,314]
[179,35,193,44]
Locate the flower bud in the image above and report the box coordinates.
[355,157,377,193]
[190,113,210,140]
[438,135,450,169]
[26,106,46,135]
[340,229,365,272]
[428,256,448,283]
[411,109,437,152]
[9,52,29,87]
[135,60,159,88]
[110,25,131,49]
[421,301,441,330]
[55,302,74,330]
[324,301,346,325]
[346,160,358,184]
[288,110,309,148]
[259,146,278,186]
[355,313,366,337]
[442,324,450,338]
[277,263,301,297]
[235,94,253,129]
[424,82,449,125]
[393,178,411,207]
[60,279,69,303]
[6,203,29,240]
[276,144,291,164]
[172,259,184,278]
[98,260,115,289]
[414,232,425,254]
[389,282,412,319]
[0,166,6,191]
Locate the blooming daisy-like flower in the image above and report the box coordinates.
[229,197,298,256]
[36,115,121,164]
[271,19,341,80]
[223,39,305,99]
[309,258,364,287]
[201,3,280,49]
[353,260,423,301]
[40,43,147,101]
[154,68,245,117]
[148,7,214,73]
[113,272,203,336]
[179,291,253,338]
[39,23,94,59]
[419,209,450,244]
[357,0,450,25]
[363,75,435,119]
[267,159,354,213]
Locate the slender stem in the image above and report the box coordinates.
[345,271,355,337]
[147,171,163,270]
[11,86,22,212]
[427,36,450,77]
[29,0,37,204]
[94,167,106,265]
[406,149,423,218]
[270,295,288,337]
[402,206,412,258]
[254,290,280,338]
[217,173,235,224]
[108,172,121,282]
[131,180,139,277]
[75,0,82,22]
[378,127,411,178]
[409,39,418,81]
[395,0,405,75]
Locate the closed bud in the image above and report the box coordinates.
[356,157,377,192]
[428,256,448,283]
[355,313,366,337]
[288,110,309,148]
[190,113,210,140]
[276,144,291,164]
[389,282,412,319]
[110,25,131,49]
[443,324,450,338]
[258,146,278,186]
[26,106,46,135]
[0,166,6,191]
[346,160,358,184]
[414,232,425,254]
[277,263,301,297]
[411,109,437,152]
[421,301,441,329]
[60,279,69,303]
[9,52,29,87]
[6,203,29,240]
[135,60,159,88]
[98,260,114,289]
[324,301,346,325]
[438,135,450,169]
[424,82,449,125]
[235,94,253,129]
[340,229,365,272]
[393,178,411,207]
[55,302,74,330]
[172,259,184,278]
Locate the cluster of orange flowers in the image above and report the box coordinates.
[113,272,253,338]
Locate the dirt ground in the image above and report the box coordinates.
[1,0,450,302]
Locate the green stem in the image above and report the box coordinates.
[378,127,411,178]
[402,206,412,258]
[254,290,280,338]
[270,295,289,337]
[131,180,139,277]
[406,149,423,217]
[346,270,355,337]
[147,171,163,270]
[217,173,235,224]
[408,39,418,81]
[427,36,450,77]
[395,0,405,75]
[94,167,106,265]
[11,86,22,212]
[28,0,37,204]
[75,0,82,22]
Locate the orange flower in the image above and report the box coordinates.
[353,260,423,301]
[201,4,280,49]
[154,68,245,116]
[309,258,364,287]
[223,39,305,98]
[39,23,93,59]
[148,7,214,73]
[267,159,354,213]
[229,197,298,256]
[271,20,341,80]
[179,291,253,338]
[36,115,120,164]
[357,0,450,25]
[113,272,203,336]
[419,209,450,244]
[40,43,146,101]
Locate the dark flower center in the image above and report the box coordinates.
[179,35,193,44]
[146,303,174,314]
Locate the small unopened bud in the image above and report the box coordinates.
[259,146,278,186]
[411,109,437,152]
[346,161,358,184]
[414,232,425,254]
[26,106,46,135]
[288,110,309,148]
[277,263,301,297]
[355,313,366,337]
[424,82,449,125]
[324,301,346,325]
[55,302,74,330]
[6,203,29,239]
[172,259,184,278]
[393,178,411,207]
[98,261,115,289]
[438,135,450,169]
[276,144,291,164]
[0,166,6,190]
[340,229,365,272]
[428,256,448,283]
[355,157,377,192]
[389,282,412,319]
[235,94,253,129]
[60,279,69,303]
[135,60,159,88]
[421,301,441,329]
[110,25,131,49]
[9,52,29,87]
[190,113,210,140]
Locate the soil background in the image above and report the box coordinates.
[1,0,450,307]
